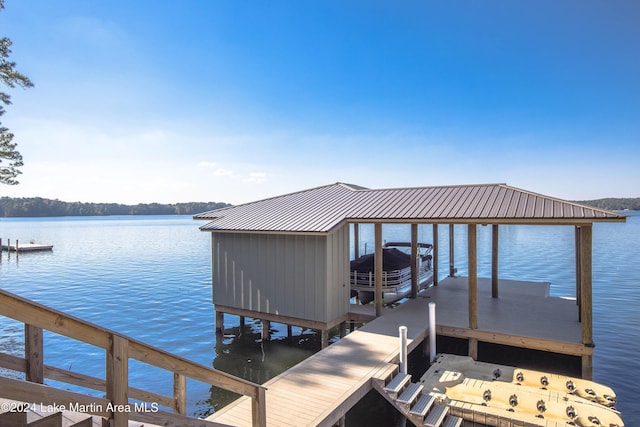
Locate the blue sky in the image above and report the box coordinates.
[1,1,638,204]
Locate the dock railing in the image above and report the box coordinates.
[0,288,267,427]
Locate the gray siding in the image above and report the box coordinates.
[325,224,350,321]
[212,232,341,323]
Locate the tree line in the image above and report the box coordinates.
[574,198,640,211]
[0,197,231,217]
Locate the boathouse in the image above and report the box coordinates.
[195,182,625,378]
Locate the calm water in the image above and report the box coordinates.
[0,214,638,424]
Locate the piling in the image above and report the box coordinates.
[399,326,408,375]
[429,302,436,363]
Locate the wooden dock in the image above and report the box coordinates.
[207,298,431,427]
[1,240,53,253]
[423,276,585,355]
[207,277,587,427]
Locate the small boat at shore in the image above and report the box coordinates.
[350,241,433,305]
[419,354,623,426]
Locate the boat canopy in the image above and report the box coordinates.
[350,248,412,273]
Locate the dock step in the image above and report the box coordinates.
[441,415,463,427]
[423,404,449,427]
[383,372,411,397]
[29,412,63,427]
[409,394,436,418]
[397,382,423,407]
[0,409,27,427]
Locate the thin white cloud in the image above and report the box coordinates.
[213,168,233,177]
[197,161,217,168]
[243,172,267,183]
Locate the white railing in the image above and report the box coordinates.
[350,264,431,292]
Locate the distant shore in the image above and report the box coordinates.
[0,195,638,218]
[0,197,231,217]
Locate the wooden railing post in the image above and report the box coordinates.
[252,386,267,427]
[106,334,129,427]
[25,324,44,383]
[173,372,187,415]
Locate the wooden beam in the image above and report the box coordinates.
[320,329,330,349]
[215,310,224,334]
[579,225,593,380]
[212,304,342,331]
[0,352,175,408]
[0,377,110,418]
[449,224,455,277]
[436,325,593,356]
[106,335,129,427]
[579,225,593,346]
[375,223,383,317]
[411,223,418,298]
[174,373,187,415]
[575,226,582,312]
[252,385,267,427]
[432,224,439,286]
[25,324,44,384]
[261,320,271,341]
[468,225,478,330]
[491,225,499,298]
[353,223,360,258]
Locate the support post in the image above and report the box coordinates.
[468,338,478,360]
[25,324,44,384]
[575,226,582,311]
[432,224,438,286]
[492,224,499,298]
[215,311,224,334]
[579,225,593,379]
[399,326,408,375]
[468,225,478,330]
[428,302,436,363]
[106,335,129,427]
[411,224,419,298]
[354,223,360,258]
[173,373,187,415]
[320,329,330,349]
[449,224,455,277]
[252,386,267,427]
[261,320,271,341]
[339,321,347,338]
[239,315,245,330]
[375,223,383,317]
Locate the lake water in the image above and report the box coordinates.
[0,214,638,425]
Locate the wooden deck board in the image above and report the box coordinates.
[207,277,586,426]
[422,277,582,345]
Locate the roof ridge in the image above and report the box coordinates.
[194,183,358,218]
[357,183,507,192]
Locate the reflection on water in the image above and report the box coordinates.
[196,320,322,418]
[1,215,639,424]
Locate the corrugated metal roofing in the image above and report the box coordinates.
[194,182,626,233]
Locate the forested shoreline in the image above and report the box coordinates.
[0,197,231,217]
[573,198,640,211]
[0,196,638,218]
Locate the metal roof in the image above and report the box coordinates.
[194,183,626,233]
